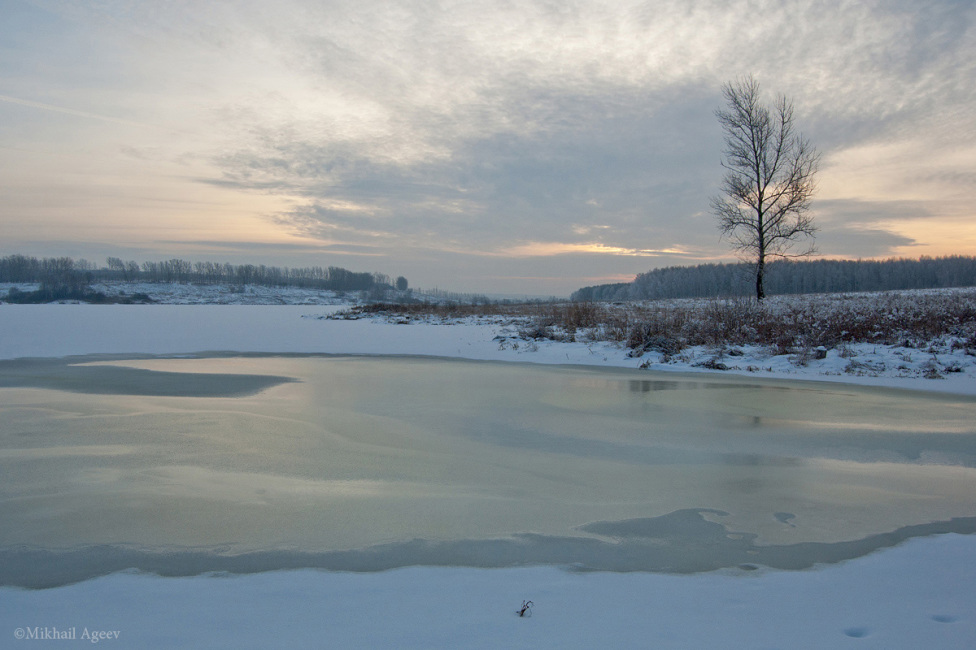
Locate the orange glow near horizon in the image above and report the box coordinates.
[499,242,695,258]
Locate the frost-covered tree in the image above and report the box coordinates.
[711,75,820,301]
[106,257,126,277]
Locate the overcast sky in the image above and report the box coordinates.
[2,0,974,295]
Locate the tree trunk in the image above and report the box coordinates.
[755,255,765,302]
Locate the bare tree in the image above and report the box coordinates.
[106,257,126,278]
[124,260,141,281]
[711,75,820,301]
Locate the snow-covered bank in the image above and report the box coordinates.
[1,304,974,395]
[0,304,502,360]
[3,534,974,649]
[1,281,355,305]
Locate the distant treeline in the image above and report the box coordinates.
[572,256,976,302]
[0,254,408,293]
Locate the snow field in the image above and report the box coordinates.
[3,534,974,649]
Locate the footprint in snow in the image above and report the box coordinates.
[931,614,958,623]
[843,627,871,638]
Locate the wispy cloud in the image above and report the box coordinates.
[0,94,159,130]
[2,0,975,293]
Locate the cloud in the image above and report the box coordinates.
[0,94,159,130]
[816,227,918,259]
[208,84,724,258]
[3,0,976,293]
[811,199,924,258]
[186,1,974,257]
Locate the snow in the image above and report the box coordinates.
[1,299,975,648]
[1,302,974,395]
[1,281,352,305]
[3,533,974,649]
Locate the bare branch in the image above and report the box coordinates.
[710,75,819,301]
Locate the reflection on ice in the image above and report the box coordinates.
[627,379,682,392]
[4,509,976,588]
[1,354,975,584]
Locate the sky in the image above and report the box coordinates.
[1,0,974,296]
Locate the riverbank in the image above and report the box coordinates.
[1,303,974,395]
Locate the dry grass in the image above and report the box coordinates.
[337,288,976,354]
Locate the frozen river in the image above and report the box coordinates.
[2,354,975,586]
